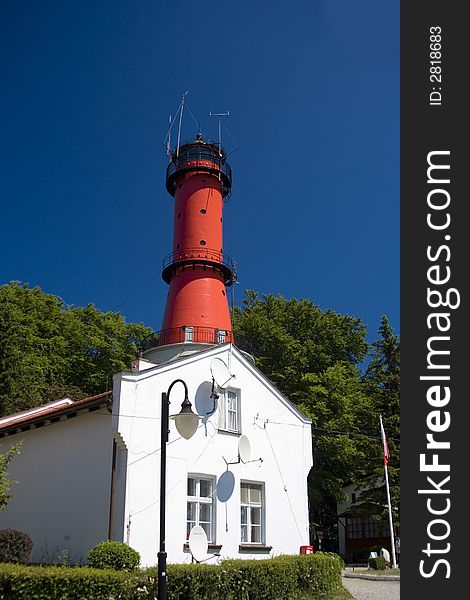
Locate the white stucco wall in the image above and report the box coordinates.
[0,411,113,564]
[113,344,313,567]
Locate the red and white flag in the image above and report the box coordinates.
[380,416,391,465]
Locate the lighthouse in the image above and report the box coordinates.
[143,133,236,360]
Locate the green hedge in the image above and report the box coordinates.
[0,564,137,600]
[0,553,345,600]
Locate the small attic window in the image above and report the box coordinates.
[218,389,241,434]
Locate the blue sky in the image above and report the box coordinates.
[1,1,399,346]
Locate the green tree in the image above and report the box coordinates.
[359,315,400,526]
[0,282,153,416]
[0,443,21,510]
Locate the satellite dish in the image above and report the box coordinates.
[216,470,235,502]
[238,435,251,463]
[210,358,233,389]
[188,525,208,562]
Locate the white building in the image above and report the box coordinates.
[0,343,313,567]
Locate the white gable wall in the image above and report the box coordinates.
[0,412,113,564]
[113,344,313,567]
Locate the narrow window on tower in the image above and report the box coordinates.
[183,326,193,342]
[216,329,227,344]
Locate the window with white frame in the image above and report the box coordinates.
[187,476,214,542]
[216,328,227,344]
[240,482,264,544]
[218,388,241,433]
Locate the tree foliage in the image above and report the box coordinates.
[360,315,400,525]
[0,282,153,417]
[232,291,400,546]
[0,444,21,511]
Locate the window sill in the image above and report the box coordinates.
[183,543,222,553]
[239,544,272,553]
[217,429,242,437]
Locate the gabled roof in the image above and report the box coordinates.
[0,391,112,438]
[120,343,311,424]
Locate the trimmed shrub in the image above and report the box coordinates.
[368,556,387,570]
[0,564,139,600]
[87,541,140,572]
[0,552,346,599]
[0,529,33,564]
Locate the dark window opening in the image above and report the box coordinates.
[200,240,206,246]
[200,209,207,214]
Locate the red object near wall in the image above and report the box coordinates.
[300,545,314,555]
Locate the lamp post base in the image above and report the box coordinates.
[157,550,167,600]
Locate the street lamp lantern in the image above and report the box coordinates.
[158,378,201,600]
[170,395,200,440]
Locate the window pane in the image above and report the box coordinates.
[249,485,262,504]
[241,506,248,524]
[187,502,196,521]
[199,479,212,497]
[251,525,261,543]
[187,478,196,496]
[251,507,261,525]
[227,391,236,409]
[200,503,212,523]
[228,410,237,431]
[240,484,249,503]
[241,524,248,543]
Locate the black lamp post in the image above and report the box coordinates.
[157,379,200,600]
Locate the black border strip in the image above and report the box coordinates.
[401,2,467,596]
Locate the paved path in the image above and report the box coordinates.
[342,575,400,600]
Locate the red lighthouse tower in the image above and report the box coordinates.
[153,133,236,349]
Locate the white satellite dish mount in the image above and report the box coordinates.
[207,358,235,415]
[223,434,263,467]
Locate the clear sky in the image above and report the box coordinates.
[1,1,399,345]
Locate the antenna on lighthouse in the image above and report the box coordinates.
[166,114,172,161]
[209,111,230,155]
[176,91,189,158]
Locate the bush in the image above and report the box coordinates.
[0,529,33,564]
[0,552,346,599]
[151,552,345,600]
[87,541,140,572]
[368,556,387,570]
[0,564,137,600]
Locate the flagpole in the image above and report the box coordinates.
[380,415,397,569]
